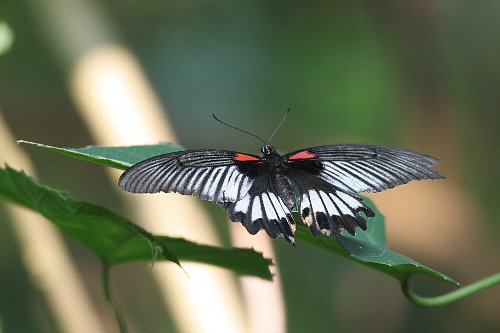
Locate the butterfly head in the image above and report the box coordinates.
[261,144,276,156]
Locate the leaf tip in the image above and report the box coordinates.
[17,140,36,146]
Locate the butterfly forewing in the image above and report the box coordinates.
[118,149,260,203]
[284,144,444,193]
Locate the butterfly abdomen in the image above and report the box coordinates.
[271,172,296,209]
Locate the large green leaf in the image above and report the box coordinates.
[18,141,458,286]
[293,196,457,285]
[0,166,272,280]
[17,140,183,169]
[296,225,457,285]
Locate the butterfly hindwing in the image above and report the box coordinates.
[286,167,374,237]
[284,144,444,193]
[118,149,261,203]
[222,172,296,243]
[299,189,374,237]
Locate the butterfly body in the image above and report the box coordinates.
[119,143,444,244]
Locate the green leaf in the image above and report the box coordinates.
[295,198,458,286]
[18,141,457,286]
[17,140,184,169]
[0,166,272,280]
[115,235,273,277]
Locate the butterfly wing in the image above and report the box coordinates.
[119,144,444,242]
[284,144,444,193]
[221,170,296,243]
[283,144,443,236]
[118,149,262,203]
[287,169,374,237]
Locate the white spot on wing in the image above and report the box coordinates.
[206,167,224,198]
[199,169,219,198]
[224,170,252,202]
[250,196,263,219]
[336,191,363,210]
[333,195,351,215]
[318,191,337,215]
[324,164,368,191]
[261,194,279,220]
[185,168,206,192]
[233,195,251,212]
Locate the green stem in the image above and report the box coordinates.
[402,272,500,307]
[103,264,128,333]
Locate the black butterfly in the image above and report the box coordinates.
[118,116,444,244]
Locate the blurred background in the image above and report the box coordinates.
[0,1,499,332]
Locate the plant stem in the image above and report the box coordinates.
[402,272,500,307]
[103,264,128,333]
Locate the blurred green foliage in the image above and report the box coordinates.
[0,21,14,55]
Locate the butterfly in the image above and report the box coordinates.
[118,115,444,244]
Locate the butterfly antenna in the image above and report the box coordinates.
[212,114,267,145]
[268,108,291,144]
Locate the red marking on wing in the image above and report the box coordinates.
[234,153,261,162]
[288,151,316,160]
